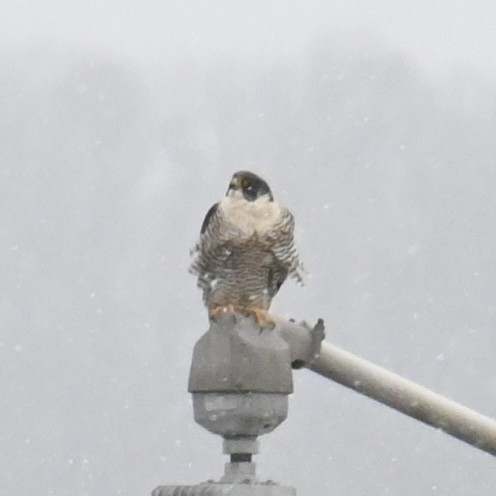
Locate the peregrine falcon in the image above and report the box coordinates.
[190,170,304,326]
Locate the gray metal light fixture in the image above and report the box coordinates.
[152,313,324,496]
[152,312,496,495]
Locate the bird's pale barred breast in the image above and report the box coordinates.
[207,244,277,309]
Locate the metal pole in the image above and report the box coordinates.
[308,341,496,456]
[152,315,297,496]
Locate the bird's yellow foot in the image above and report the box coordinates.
[209,305,275,330]
[241,306,276,330]
[209,304,254,319]
[209,304,237,320]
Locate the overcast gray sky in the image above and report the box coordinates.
[3,1,496,79]
[2,2,496,496]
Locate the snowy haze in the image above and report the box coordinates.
[1,2,496,495]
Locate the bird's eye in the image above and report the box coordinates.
[241,178,251,189]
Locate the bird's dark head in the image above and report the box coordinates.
[227,171,273,202]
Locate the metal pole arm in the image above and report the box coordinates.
[276,317,496,457]
[309,342,496,456]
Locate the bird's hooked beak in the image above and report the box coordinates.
[228,177,241,192]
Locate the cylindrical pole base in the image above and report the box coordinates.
[152,483,296,496]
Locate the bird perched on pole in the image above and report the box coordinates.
[190,170,304,327]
